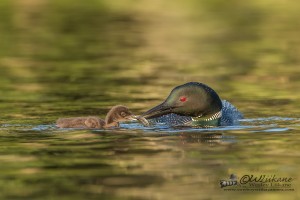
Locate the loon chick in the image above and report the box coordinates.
[141,82,243,127]
[56,105,136,129]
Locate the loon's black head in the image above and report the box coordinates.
[142,82,222,119]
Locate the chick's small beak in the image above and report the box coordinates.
[124,114,138,121]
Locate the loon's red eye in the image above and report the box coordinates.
[180,96,187,102]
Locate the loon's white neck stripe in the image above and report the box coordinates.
[192,111,222,122]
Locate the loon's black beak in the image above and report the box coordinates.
[141,102,174,119]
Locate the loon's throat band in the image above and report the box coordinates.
[189,111,222,127]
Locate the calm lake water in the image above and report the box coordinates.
[0,0,299,199]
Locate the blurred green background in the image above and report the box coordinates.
[0,0,299,110]
[0,0,299,199]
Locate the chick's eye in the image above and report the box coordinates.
[120,112,126,117]
[180,96,187,102]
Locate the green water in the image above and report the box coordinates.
[0,0,300,199]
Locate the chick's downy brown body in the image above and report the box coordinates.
[56,105,136,129]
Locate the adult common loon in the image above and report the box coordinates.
[141,82,243,127]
